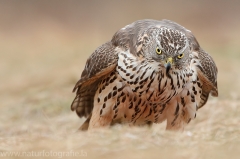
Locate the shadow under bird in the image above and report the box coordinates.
[71,19,218,131]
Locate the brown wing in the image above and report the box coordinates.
[196,48,218,108]
[71,42,118,118]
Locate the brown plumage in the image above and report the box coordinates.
[71,19,218,131]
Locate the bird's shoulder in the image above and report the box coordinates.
[73,41,119,92]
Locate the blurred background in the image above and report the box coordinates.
[0,0,240,158]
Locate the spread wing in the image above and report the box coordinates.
[71,42,118,118]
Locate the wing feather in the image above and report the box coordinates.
[71,42,118,117]
[196,48,218,108]
[71,19,218,118]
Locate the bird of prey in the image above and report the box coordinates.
[71,19,218,131]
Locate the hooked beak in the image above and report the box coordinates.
[165,57,173,75]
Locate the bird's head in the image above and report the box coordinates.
[139,27,191,75]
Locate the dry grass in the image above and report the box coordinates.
[1,99,240,159]
[1,1,240,159]
[1,38,240,159]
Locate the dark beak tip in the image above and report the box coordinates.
[166,63,171,75]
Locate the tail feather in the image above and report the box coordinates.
[71,81,99,118]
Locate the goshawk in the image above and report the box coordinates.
[71,19,218,131]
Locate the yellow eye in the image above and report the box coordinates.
[178,53,184,59]
[156,47,162,55]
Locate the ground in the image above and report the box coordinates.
[1,1,240,159]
